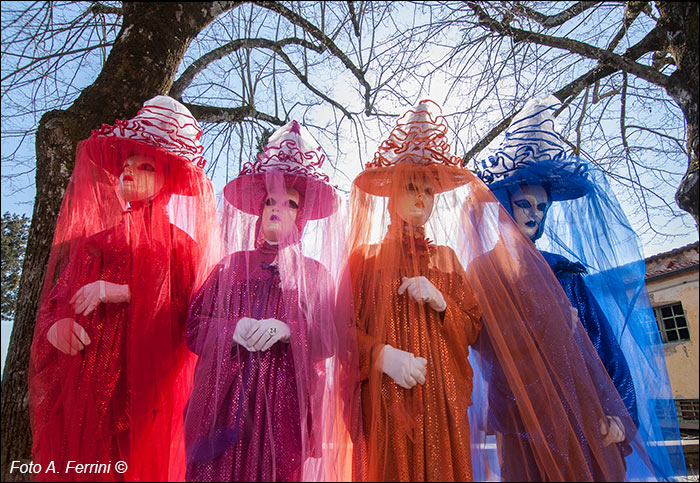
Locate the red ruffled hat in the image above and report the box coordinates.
[224,120,340,220]
[88,95,207,195]
[354,99,471,196]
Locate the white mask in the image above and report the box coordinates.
[510,185,549,240]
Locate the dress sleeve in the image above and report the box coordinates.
[306,259,338,361]
[39,265,79,331]
[570,272,638,439]
[35,237,94,336]
[348,249,385,382]
[185,262,225,355]
[433,246,482,346]
[170,226,200,328]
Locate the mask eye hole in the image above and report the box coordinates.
[138,163,155,172]
[265,197,276,207]
[407,183,418,193]
[286,199,299,210]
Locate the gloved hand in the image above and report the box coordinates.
[378,344,427,389]
[70,280,130,316]
[568,306,580,331]
[47,317,91,355]
[600,415,626,446]
[248,318,291,351]
[233,317,291,352]
[232,317,258,349]
[398,276,446,312]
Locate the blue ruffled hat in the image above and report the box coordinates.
[475,95,593,201]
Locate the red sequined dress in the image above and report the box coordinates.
[30,201,199,481]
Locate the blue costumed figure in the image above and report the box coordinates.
[475,95,687,481]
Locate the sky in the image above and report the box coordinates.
[3,93,699,377]
[2,104,698,374]
[2,1,699,375]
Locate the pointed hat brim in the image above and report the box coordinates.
[224,171,340,219]
[354,163,472,197]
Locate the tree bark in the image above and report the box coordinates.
[656,2,699,226]
[0,3,233,480]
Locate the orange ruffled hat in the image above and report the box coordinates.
[354,99,471,196]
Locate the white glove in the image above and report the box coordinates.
[232,317,258,349]
[600,415,626,446]
[398,276,446,312]
[70,280,130,316]
[233,317,291,352]
[47,318,91,355]
[379,344,427,389]
[568,306,580,331]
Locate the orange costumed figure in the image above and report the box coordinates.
[345,100,642,482]
[346,101,481,481]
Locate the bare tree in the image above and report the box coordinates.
[379,2,698,231]
[1,1,698,480]
[0,2,384,479]
[470,2,696,222]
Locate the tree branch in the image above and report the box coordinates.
[620,71,632,157]
[626,124,687,153]
[271,45,355,119]
[554,22,665,102]
[592,79,620,103]
[575,85,590,155]
[88,3,123,16]
[1,43,114,83]
[347,1,361,37]
[254,0,373,114]
[183,102,286,125]
[170,37,323,98]
[606,1,648,52]
[510,1,599,28]
[462,113,516,166]
[461,5,670,166]
[468,1,669,88]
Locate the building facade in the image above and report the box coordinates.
[645,241,699,477]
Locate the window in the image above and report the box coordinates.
[675,399,700,423]
[654,398,678,422]
[653,302,690,343]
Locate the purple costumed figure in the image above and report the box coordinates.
[184,120,359,482]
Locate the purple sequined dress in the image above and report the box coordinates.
[184,242,328,482]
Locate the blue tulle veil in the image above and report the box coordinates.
[474,95,687,481]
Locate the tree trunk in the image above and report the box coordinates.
[0,3,230,480]
[0,110,78,481]
[657,1,699,226]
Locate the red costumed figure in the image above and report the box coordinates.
[28,96,219,481]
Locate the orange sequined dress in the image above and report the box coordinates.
[349,228,482,482]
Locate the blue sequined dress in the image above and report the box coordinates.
[541,250,638,427]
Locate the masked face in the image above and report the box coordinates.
[394,176,436,228]
[119,154,166,203]
[261,187,300,243]
[510,184,549,240]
